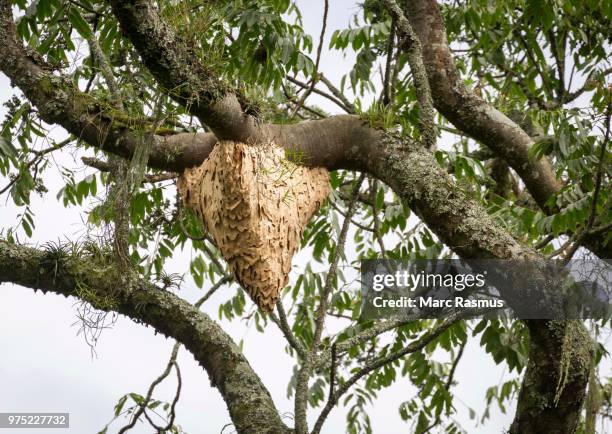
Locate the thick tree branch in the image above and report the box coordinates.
[0,2,403,180]
[401,0,560,209]
[0,0,386,175]
[0,5,380,176]
[107,0,259,141]
[0,3,594,431]
[383,0,436,148]
[0,1,220,172]
[510,320,592,434]
[365,134,591,434]
[401,0,610,260]
[0,239,291,434]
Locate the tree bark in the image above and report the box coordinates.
[0,1,594,432]
[401,0,610,259]
[510,321,591,434]
[0,240,292,434]
[401,0,560,210]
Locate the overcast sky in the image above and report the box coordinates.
[1,1,590,433]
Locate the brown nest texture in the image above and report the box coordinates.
[178,141,330,311]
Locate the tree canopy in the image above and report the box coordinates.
[0,0,610,433]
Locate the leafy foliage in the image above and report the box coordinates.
[1,0,610,433]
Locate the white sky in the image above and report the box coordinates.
[4,1,605,433]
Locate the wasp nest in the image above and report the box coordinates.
[178,141,330,311]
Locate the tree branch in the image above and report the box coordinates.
[106,0,259,141]
[287,76,355,114]
[0,138,72,195]
[0,1,219,172]
[401,0,610,260]
[383,0,436,148]
[318,74,356,114]
[421,340,466,433]
[294,174,365,434]
[401,0,560,209]
[289,0,329,117]
[81,157,177,183]
[0,3,594,431]
[311,316,461,434]
[117,342,181,434]
[270,300,307,360]
[0,239,291,434]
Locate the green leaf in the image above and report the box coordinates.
[22,219,33,237]
[68,7,93,39]
[0,136,17,158]
[114,395,128,416]
[128,392,145,405]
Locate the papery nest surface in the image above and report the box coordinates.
[178,140,331,311]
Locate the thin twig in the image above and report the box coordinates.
[311,316,463,434]
[194,275,233,309]
[547,237,573,259]
[142,361,182,432]
[315,308,435,371]
[586,222,612,237]
[381,17,397,105]
[175,200,226,273]
[535,234,555,250]
[294,174,365,434]
[290,0,329,117]
[281,83,326,118]
[328,198,373,232]
[81,157,177,183]
[287,76,353,114]
[327,342,338,402]
[88,35,121,103]
[562,102,610,263]
[563,67,612,104]
[0,138,72,195]
[369,179,387,257]
[318,74,356,114]
[421,340,467,433]
[313,174,365,350]
[269,300,307,359]
[586,104,610,230]
[117,342,181,434]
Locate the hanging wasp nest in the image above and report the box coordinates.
[178,141,330,311]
